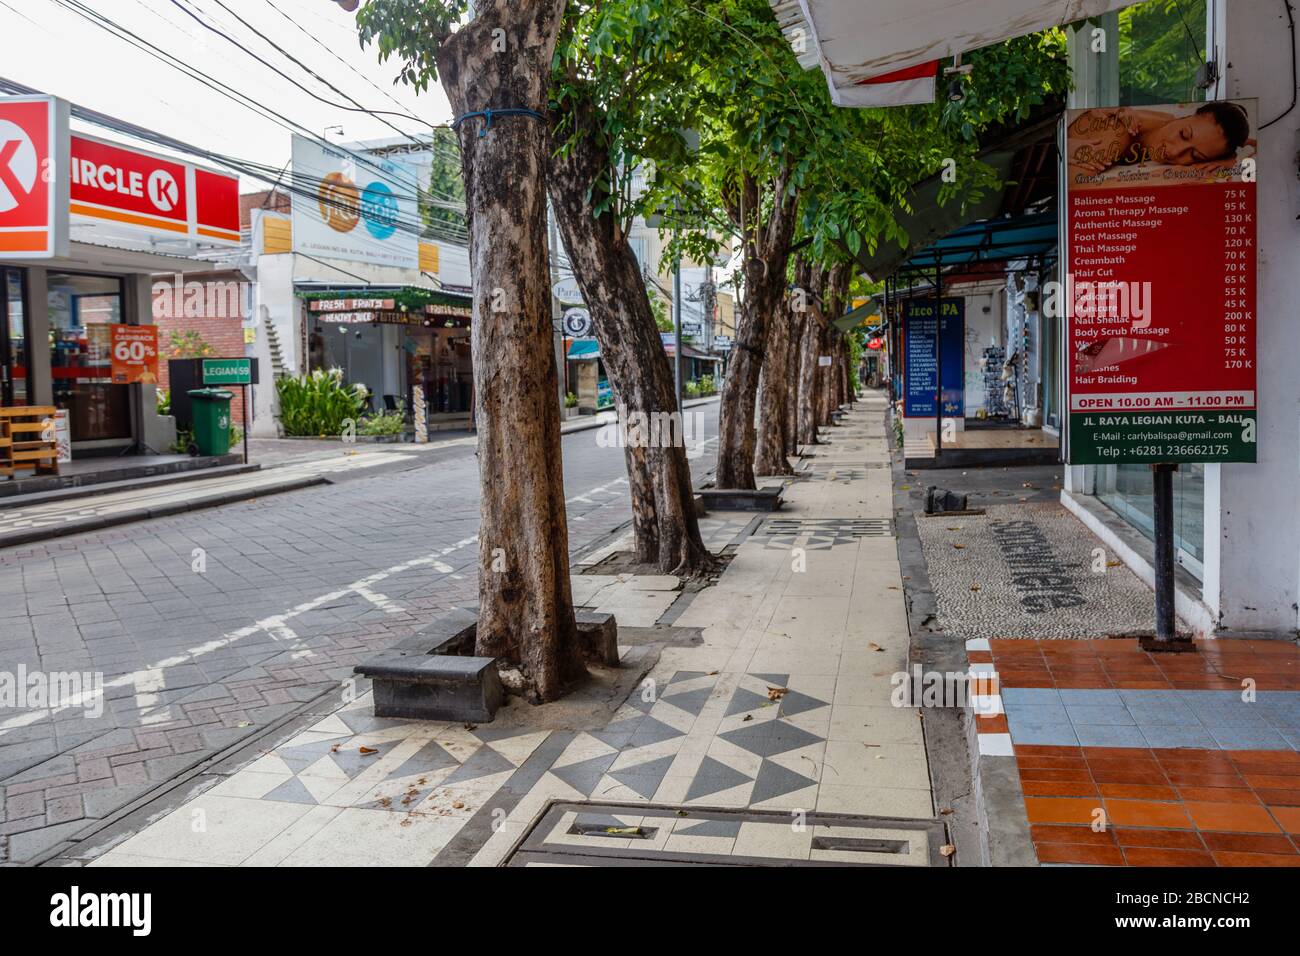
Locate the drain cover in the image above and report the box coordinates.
[757,517,893,537]
[505,802,947,867]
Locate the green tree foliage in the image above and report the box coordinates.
[1118,0,1207,105]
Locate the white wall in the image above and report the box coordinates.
[1201,0,1300,634]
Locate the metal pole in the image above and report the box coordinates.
[673,250,683,411]
[934,261,943,458]
[1152,463,1177,642]
[242,383,249,465]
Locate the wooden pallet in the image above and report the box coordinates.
[0,405,60,478]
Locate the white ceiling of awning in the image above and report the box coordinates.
[779,0,1136,97]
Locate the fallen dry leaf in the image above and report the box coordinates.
[452,801,465,810]
[766,686,790,701]
[940,844,956,857]
[940,808,955,816]
[868,642,884,652]
[970,585,981,592]
[952,543,966,550]
[359,746,378,755]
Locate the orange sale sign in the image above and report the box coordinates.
[109,325,159,384]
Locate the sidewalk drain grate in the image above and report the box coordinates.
[506,802,948,867]
[756,517,893,538]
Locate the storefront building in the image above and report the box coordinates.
[0,95,236,464]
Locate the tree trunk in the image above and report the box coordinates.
[754,285,795,476]
[438,0,584,702]
[716,171,799,489]
[795,268,826,447]
[547,100,712,576]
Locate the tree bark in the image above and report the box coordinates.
[716,170,799,489]
[547,99,712,576]
[754,283,795,476]
[438,0,584,702]
[795,267,827,447]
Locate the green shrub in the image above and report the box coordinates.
[564,391,578,408]
[699,374,716,396]
[275,368,369,437]
[685,380,702,398]
[359,411,405,436]
[156,387,171,416]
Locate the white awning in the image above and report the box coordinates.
[775,0,1137,107]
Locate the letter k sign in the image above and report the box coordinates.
[0,123,39,213]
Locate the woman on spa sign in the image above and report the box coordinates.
[1066,101,1252,186]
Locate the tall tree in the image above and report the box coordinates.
[359,0,585,701]
[547,0,713,575]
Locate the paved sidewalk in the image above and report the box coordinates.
[83,395,948,867]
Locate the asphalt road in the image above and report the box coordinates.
[0,400,719,864]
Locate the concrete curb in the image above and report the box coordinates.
[0,476,326,551]
[0,463,262,509]
[887,399,987,867]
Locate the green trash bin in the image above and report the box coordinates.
[187,388,234,456]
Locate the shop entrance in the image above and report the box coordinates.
[1,268,28,407]
[406,326,472,417]
[47,272,132,448]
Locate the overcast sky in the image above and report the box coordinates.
[0,0,453,186]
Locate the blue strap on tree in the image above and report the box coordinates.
[451,107,546,138]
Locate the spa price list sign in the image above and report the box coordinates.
[1063,99,1258,464]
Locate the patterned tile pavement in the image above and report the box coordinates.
[86,398,948,867]
[971,637,1300,866]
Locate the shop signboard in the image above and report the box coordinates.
[903,298,964,418]
[290,134,418,269]
[69,133,240,245]
[1063,100,1258,464]
[0,94,70,258]
[310,298,396,312]
[109,324,160,384]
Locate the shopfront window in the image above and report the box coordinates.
[47,272,132,443]
[405,324,472,416]
[1118,0,1207,106]
[2,268,27,406]
[1097,463,1206,575]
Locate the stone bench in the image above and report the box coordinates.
[698,486,783,512]
[354,607,619,722]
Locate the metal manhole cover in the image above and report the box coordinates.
[505,802,948,867]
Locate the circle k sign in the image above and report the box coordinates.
[0,95,64,257]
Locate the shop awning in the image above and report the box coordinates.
[772,0,1136,107]
[566,338,600,359]
[898,210,1057,274]
[831,301,879,333]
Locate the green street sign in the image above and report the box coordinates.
[202,358,254,385]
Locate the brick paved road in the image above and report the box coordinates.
[0,403,718,863]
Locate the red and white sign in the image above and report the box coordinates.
[70,133,240,245]
[0,95,69,258]
[109,324,160,384]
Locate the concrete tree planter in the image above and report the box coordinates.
[354,607,620,722]
[698,486,783,512]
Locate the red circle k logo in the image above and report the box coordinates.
[0,119,39,214]
[147,169,179,213]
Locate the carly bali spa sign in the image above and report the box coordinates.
[1063,100,1257,465]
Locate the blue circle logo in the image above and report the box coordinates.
[360,181,399,240]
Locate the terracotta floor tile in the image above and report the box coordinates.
[1053,677,1114,689]
[1164,772,1250,790]
[976,714,1009,734]
[1024,797,1101,825]
[1211,851,1300,867]
[1022,779,1100,798]
[1085,747,1157,762]
[1103,799,1193,829]
[1200,832,1298,855]
[1268,806,1300,834]
[1098,782,1179,801]
[1110,680,1172,689]
[1035,842,1124,866]
[1122,846,1215,867]
[1254,788,1300,807]
[1014,745,1083,758]
[1016,754,1089,770]
[1020,767,1094,783]
[1243,774,1300,790]
[1087,764,1165,785]
[966,650,994,664]
[1031,824,1116,846]
[1176,786,1261,805]
[1113,827,1206,850]
[1182,801,1281,833]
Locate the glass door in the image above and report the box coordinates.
[1,268,29,406]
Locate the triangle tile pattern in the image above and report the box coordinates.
[751,759,818,805]
[550,751,621,797]
[719,719,822,759]
[684,755,753,802]
[607,755,677,799]
[440,744,516,786]
[778,689,830,719]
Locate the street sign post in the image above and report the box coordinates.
[202,358,258,464]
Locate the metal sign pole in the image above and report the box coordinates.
[1151,463,1177,644]
[242,383,249,465]
[934,261,943,458]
